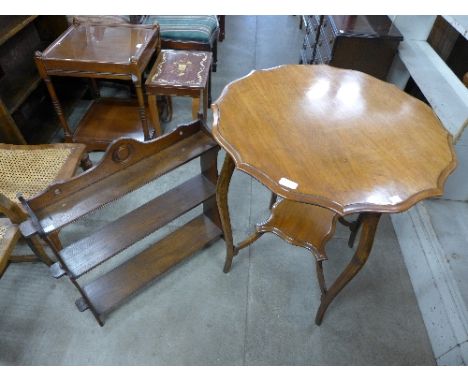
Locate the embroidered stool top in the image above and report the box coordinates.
[147,49,212,91]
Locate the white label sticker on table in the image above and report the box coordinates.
[279,177,298,190]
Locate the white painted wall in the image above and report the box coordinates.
[388,15,468,201]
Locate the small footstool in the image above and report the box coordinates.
[142,15,219,71]
[146,49,212,136]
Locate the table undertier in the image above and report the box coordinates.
[72,99,155,151]
[258,199,337,261]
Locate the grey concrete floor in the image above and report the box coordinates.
[425,199,468,310]
[0,16,435,365]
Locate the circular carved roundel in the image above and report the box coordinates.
[112,143,133,163]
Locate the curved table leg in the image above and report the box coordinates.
[315,212,381,325]
[338,214,363,248]
[234,231,264,258]
[216,154,236,273]
[316,260,327,295]
[269,193,277,210]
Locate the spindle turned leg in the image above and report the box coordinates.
[35,53,73,142]
[131,74,152,140]
[315,213,381,325]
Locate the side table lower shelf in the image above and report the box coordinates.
[72,98,156,151]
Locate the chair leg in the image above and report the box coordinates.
[148,94,163,136]
[161,96,173,123]
[80,152,93,171]
[192,96,200,121]
[212,39,218,72]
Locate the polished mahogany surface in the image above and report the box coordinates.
[257,200,337,261]
[212,65,456,215]
[42,23,156,64]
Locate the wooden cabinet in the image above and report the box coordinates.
[300,15,403,81]
[0,16,68,143]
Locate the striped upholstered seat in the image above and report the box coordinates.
[144,15,219,43]
[143,15,220,75]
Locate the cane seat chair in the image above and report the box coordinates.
[0,143,89,276]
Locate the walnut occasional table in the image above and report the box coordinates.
[35,20,160,151]
[212,65,457,325]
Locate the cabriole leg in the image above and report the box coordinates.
[315,213,381,325]
[216,154,236,273]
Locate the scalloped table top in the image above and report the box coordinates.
[212,65,457,215]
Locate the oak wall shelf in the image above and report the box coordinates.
[20,119,223,326]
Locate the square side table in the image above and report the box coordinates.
[146,49,212,136]
[35,20,160,151]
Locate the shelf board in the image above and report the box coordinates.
[3,72,41,114]
[0,16,38,47]
[80,214,222,317]
[23,129,217,235]
[60,174,216,278]
[72,99,152,151]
